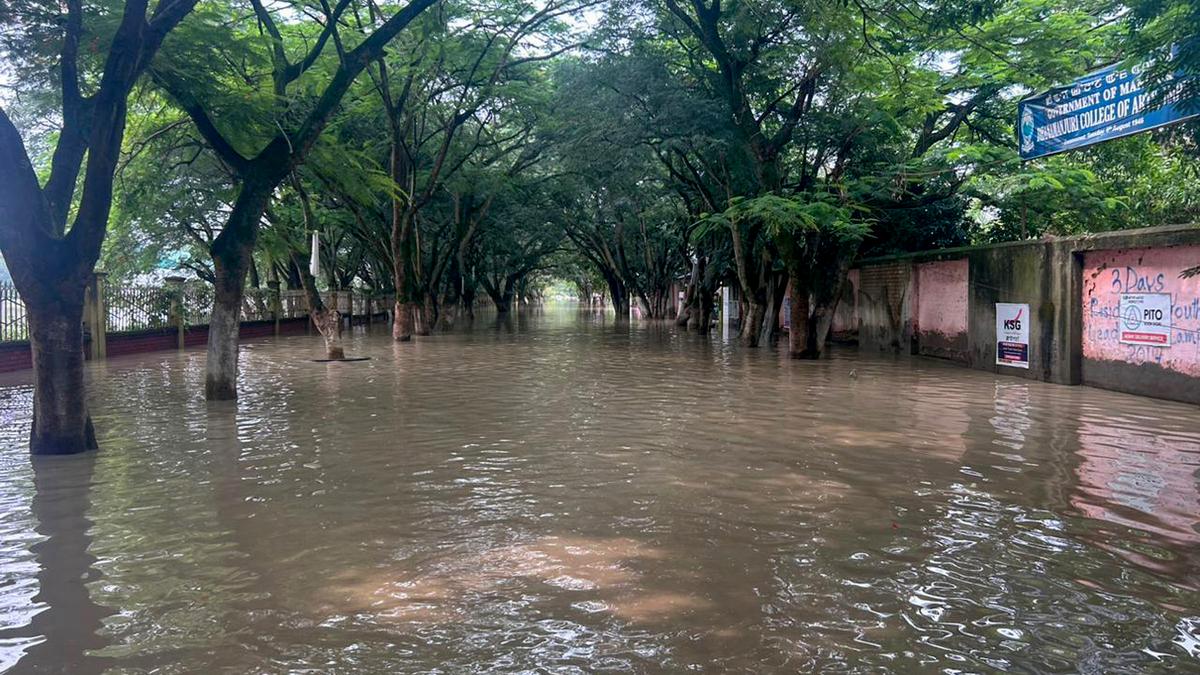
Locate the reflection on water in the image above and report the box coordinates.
[0,307,1198,672]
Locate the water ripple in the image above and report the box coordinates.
[0,308,1197,672]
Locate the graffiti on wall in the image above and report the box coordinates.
[1082,247,1200,376]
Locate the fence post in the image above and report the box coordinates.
[84,271,107,361]
[268,280,281,337]
[165,276,185,349]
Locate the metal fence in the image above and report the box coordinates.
[183,283,214,327]
[242,288,273,322]
[0,283,28,343]
[0,278,388,347]
[106,284,174,333]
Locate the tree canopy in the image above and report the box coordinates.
[3,0,1196,332]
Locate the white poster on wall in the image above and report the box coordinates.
[1119,293,1172,346]
[995,302,1030,369]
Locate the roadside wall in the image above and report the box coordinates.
[1081,245,1200,402]
[858,261,915,353]
[0,317,314,374]
[831,269,859,339]
[855,224,1200,404]
[915,259,969,361]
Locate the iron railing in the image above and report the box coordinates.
[0,277,390,348]
[0,283,28,343]
[106,284,173,333]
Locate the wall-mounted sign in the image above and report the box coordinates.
[996,303,1030,369]
[1018,54,1197,160]
[1119,293,1172,346]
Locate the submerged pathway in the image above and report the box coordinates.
[0,308,1198,672]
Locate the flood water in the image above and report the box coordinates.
[0,307,1198,673]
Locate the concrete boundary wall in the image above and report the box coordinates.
[856,224,1200,404]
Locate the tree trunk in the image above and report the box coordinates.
[697,287,714,333]
[462,285,476,322]
[204,179,272,401]
[312,308,345,359]
[788,267,812,359]
[27,301,96,455]
[495,292,513,313]
[420,292,436,334]
[393,299,413,341]
[744,300,766,347]
[604,275,630,322]
[206,265,243,400]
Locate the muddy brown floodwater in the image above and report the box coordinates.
[0,307,1198,673]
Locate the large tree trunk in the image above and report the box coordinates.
[393,299,414,341]
[604,274,631,321]
[788,243,856,359]
[788,267,812,359]
[205,180,272,400]
[206,264,244,401]
[494,291,513,314]
[0,0,200,454]
[27,300,96,455]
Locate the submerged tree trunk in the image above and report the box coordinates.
[27,302,96,455]
[697,286,715,333]
[289,251,344,360]
[788,243,857,359]
[744,301,766,347]
[603,274,631,322]
[0,0,200,456]
[393,299,414,341]
[206,263,245,401]
[788,267,812,359]
[205,180,274,400]
[311,308,344,359]
[759,270,787,345]
[677,257,700,327]
[421,292,437,334]
[462,285,476,322]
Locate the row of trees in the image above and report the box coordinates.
[0,0,1194,455]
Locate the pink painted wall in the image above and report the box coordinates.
[1082,246,1200,377]
[916,259,968,340]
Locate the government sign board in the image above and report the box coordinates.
[1018,56,1197,160]
[996,303,1030,369]
[1119,293,1172,346]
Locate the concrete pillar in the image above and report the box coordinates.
[267,280,281,337]
[84,272,107,361]
[165,276,186,350]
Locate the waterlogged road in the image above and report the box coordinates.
[0,308,1198,672]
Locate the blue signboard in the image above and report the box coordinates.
[1018,58,1197,160]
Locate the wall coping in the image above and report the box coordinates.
[857,223,1200,267]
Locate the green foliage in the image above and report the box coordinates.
[19,0,1190,305]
